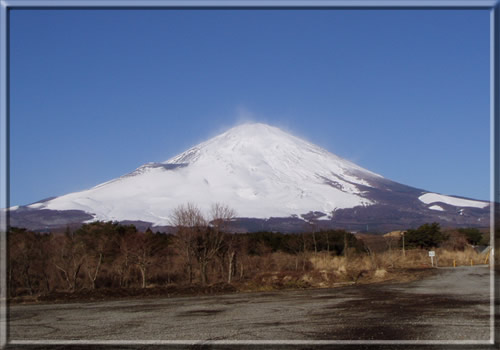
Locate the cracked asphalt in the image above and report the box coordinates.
[8,266,493,344]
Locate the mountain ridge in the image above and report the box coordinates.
[8,123,490,232]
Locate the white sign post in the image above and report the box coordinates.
[429,250,435,267]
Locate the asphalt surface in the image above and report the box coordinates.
[7,266,493,346]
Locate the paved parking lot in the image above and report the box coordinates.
[8,266,492,346]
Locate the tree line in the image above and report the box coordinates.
[8,201,483,298]
[8,203,366,297]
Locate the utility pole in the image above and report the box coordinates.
[402,231,406,257]
[344,232,348,259]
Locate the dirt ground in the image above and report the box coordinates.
[6,266,493,349]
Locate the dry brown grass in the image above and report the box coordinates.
[434,247,488,267]
[309,248,488,271]
[240,246,491,293]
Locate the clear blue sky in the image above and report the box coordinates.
[9,8,490,207]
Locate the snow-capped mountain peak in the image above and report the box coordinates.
[10,123,490,232]
[166,123,381,182]
[24,123,380,224]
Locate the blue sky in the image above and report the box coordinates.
[9,8,490,206]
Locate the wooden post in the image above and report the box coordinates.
[453,259,456,268]
[484,250,490,264]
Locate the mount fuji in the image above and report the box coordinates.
[9,123,490,232]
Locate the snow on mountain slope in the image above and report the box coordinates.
[418,192,488,209]
[428,204,445,211]
[12,123,489,230]
[35,123,383,225]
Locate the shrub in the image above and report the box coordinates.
[457,228,483,245]
[405,222,448,249]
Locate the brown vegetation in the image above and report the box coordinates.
[7,212,491,303]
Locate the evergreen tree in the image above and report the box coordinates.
[457,228,483,245]
[405,222,447,249]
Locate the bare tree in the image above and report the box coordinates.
[129,229,161,288]
[193,203,235,285]
[206,203,235,284]
[77,222,114,289]
[116,232,133,287]
[310,223,318,254]
[52,229,86,292]
[171,203,235,285]
[113,225,139,288]
[210,203,236,232]
[171,203,206,284]
[383,231,401,269]
[222,234,240,284]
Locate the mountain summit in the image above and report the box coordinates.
[10,123,489,232]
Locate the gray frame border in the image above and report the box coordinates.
[0,0,498,349]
